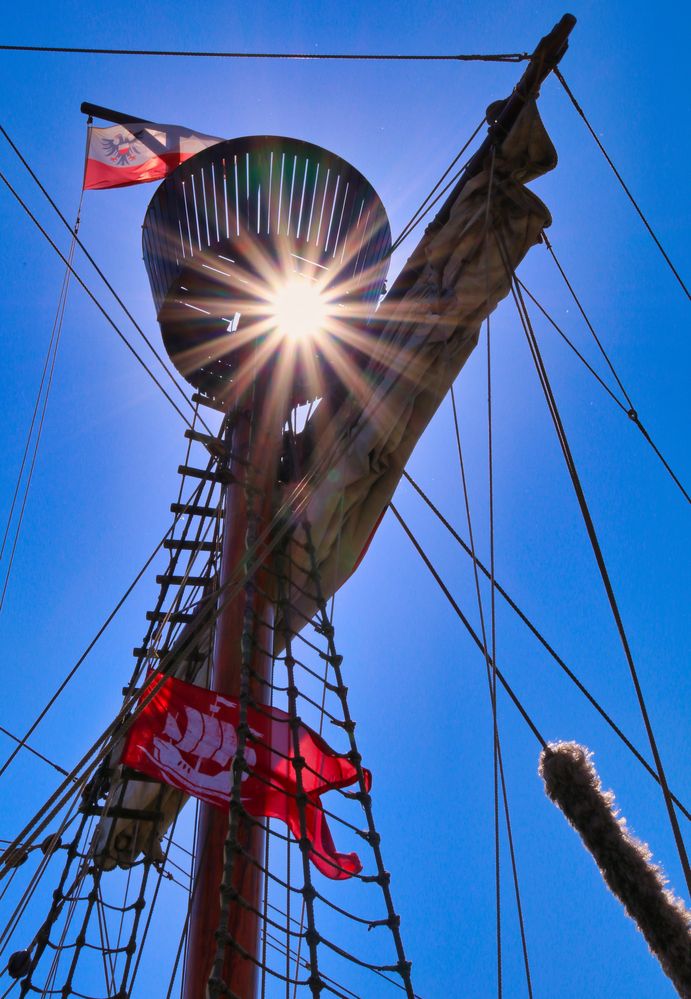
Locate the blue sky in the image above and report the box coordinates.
[0,1,689,996]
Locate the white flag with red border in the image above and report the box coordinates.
[83,121,223,191]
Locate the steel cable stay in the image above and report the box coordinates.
[392,502,550,749]
[0,44,530,62]
[0,124,212,438]
[496,231,691,895]
[483,147,514,998]
[399,468,691,821]
[0,729,70,781]
[554,68,690,302]
[0,249,68,561]
[516,278,628,411]
[542,235,634,410]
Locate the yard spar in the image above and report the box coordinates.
[1,12,689,999]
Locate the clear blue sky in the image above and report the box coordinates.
[0,1,689,996]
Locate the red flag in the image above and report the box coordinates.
[83,121,222,191]
[122,674,369,879]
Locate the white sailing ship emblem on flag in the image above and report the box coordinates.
[140,700,259,805]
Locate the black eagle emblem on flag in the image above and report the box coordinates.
[100,133,141,166]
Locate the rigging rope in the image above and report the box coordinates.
[0,170,197,432]
[481,151,505,999]
[389,503,547,746]
[554,68,689,302]
[0,479,206,779]
[389,119,485,255]
[290,488,347,997]
[301,520,415,998]
[0,44,530,62]
[535,235,690,504]
[0,420,226,781]
[0,200,80,613]
[276,547,323,997]
[500,236,691,895]
[449,377,534,999]
[448,376,505,993]
[400,469,691,821]
[0,727,69,780]
[540,742,691,997]
[0,124,210,436]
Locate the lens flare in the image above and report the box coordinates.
[269,277,327,341]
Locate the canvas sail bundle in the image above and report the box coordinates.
[282,98,557,626]
[93,99,557,869]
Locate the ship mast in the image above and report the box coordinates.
[175,15,577,997]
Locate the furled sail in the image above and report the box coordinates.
[284,97,556,624]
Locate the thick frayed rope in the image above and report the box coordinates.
[539,741,691,997]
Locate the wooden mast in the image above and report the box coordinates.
[182,395,282,999]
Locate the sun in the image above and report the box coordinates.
[268,276,328,341]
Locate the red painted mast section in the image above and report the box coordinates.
[183,395,282,999]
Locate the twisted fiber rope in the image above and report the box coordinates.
[539,742,691,997]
